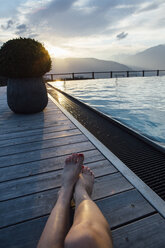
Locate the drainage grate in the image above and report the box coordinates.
[48,85,165,201]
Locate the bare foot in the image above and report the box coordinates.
[74,166,95,207]
[61,153,84,191]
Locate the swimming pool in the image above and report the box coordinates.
[50,76,165,149]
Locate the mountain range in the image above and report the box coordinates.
[50,44,165,73]
[117,44,165,70]
[50,58,130,74]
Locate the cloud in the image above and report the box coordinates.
[140,3,160,12]
[20,0,164,57]
[27,0,157,39]
[116,32,128,40]
[1,20,14,30]
[16,24,27,34]
[157,18,165,28]
[1,0,165,60]
[15,23,38,38]
[0,0,23,18]
[48,0,76,12]
[137,0,165,13]
[28,33,39,38]
[27,0,127,37]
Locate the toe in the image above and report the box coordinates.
[65,156,71,164]
[82,166,88,173]
[87,167,92,173]
[66,155,73,164]
[83,166,94,177]
[72,153,78,163]
[77,153,84,165]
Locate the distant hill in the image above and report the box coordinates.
[120,45,165,69]
[50,58,131,74]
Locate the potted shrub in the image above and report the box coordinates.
[0,37,52,113]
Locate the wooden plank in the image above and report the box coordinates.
[0,100,7,104]
[0,141,95,167]
[0,109,61,121]
[0,150,111,182]
[0,189,154,229]
[0,119,75,140]
[0,165,119,201]
[0,123,77,146]
[0,118,69,135]
[0,129,82,155]
[0,112,68,134]
[0,173,133,227]
[0,133,88,156]
[112,214,165,248]
[0,209,162,248]
[96,189,155,229]
[0,108,62,122]
[0,127,79,147]
[0,103,65,123]
[0,86,161,248]
[0,86,6,94]
[86,159,117,177]
[0,100,8,105]
[92,173,133,200]
[0,188,58,228]
[0,216,48,248]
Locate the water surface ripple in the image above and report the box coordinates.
[50,76,165,148]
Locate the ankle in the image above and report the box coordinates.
[59,186,73,202]
[75,190,90,208]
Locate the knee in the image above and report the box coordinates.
[65,228,98,248]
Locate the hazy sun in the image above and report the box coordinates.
[45,44,69,58]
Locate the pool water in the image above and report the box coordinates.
[50,76,165,148]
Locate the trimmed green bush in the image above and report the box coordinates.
[0,38,52,78]
[0,76,7,86]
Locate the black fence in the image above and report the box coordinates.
[44,69,165,81]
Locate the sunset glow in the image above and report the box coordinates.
[45,44,70,58]
[0,0,165,60]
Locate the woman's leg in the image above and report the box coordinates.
[37,153,84,248]
[64,166,113,248]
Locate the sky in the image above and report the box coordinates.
[0,0,165,60]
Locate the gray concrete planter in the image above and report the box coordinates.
[7,77,48,114]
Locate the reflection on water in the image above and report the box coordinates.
[50,76,165,148]
[53,80,66,91]
[52,87,68,108]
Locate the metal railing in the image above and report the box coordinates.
[44,69,165,81]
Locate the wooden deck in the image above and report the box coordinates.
[0,86,165,248]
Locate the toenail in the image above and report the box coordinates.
[79,154,84,158]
